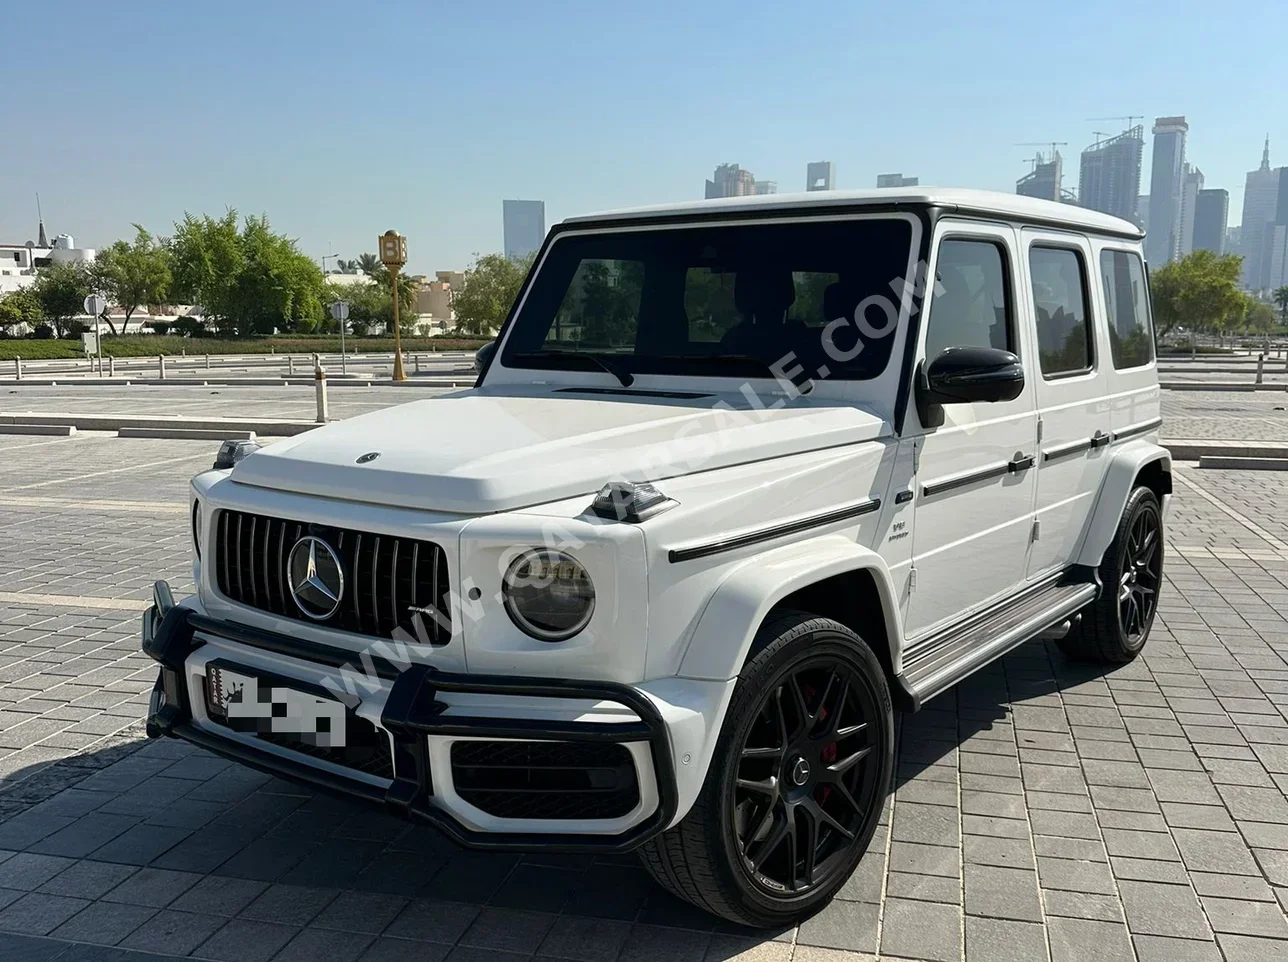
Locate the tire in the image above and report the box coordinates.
[1059,485,1163,663]
[639,610,894,928]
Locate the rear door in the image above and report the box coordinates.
[1021,231,1112,578]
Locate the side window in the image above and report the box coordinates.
[1100,250,1155,369]
[1030,246,1093,377]
[924,239,1012,360]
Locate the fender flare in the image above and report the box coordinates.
[1077,441,1171,568]
[677,534,904,682]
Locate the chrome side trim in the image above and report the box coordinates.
[921,460,1010,498]
[667,498,882,563]
[1113,417,1163,442]
[1042,437,1093,463]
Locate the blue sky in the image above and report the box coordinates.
[3,0,1284,274]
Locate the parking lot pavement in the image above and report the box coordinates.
[2,430,1288,961]
[2,381,460,424]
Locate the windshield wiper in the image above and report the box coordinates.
[511,350,635,387]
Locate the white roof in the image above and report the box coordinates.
[562,187,1142,238]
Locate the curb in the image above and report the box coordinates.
[1164,440,1288,460]
[0,412,318,437]
[0,424,76,437]
[0,376,471,388]
[117,427,258,441]
[1198,456,1288,471]
[1159,381,1287,392]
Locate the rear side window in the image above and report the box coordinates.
[924,239,1013,360]
[1030,246,1093,377]
[1100,250,1155,369]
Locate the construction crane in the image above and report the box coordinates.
[1086,115,1144,130]
[1014,142,1068,167]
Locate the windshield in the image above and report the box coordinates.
[499,217,914,382]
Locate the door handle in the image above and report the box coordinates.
[1090,430,1111,449]
[1008,454,1035,473]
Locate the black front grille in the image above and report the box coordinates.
[451,741,640,820]
[214,510,451,644]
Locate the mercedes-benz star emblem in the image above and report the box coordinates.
[287,536,344,620]
[356,452,380,464]
[791,758,811,786]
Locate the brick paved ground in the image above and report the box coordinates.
[2,426,1288,961]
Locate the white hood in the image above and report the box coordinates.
[230,389,890,514]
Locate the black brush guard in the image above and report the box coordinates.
[141,582,677,854]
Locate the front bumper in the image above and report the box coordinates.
[141,582,679,853]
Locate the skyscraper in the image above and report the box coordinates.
[1239,137,1283,289]
[806,162,836,191]
[1177,165,1204,257]
[1078,126,1143,224]
[876,173,919,188]
[1016,152,1062,202]
[1267,167,1288,290]
[1191,189,1229,255]
[753,180,778,195]
[502,200,545,260]
[1146,116,1188,265]
[706,164,757,198]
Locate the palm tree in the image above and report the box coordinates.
[336,258,358,272]
[357,253,382,276]
[1274,286,1288,323]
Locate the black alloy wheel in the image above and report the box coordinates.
[732,659,881,896]
[638,612,894,927]
[1118,505,1161,645]
[1059,485,1164,664]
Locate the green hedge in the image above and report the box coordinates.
[0,335,490,362]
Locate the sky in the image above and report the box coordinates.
[3,0,1285,275]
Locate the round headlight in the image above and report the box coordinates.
[192,501,203,559]
[502,549,595,642]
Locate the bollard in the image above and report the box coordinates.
[14,357,21,381]
[288,355,295,376]
[341,349,347,376]
[1257,354,1265,384]
[415,354,421,374]
[109,356,116,377]
[314,359,329,423]
[159,355,167,380]
[205,354,211,370]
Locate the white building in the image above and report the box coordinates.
[0,233,97,295]
[1177,164,1204,258]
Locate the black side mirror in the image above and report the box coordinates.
[917,346,1024,425]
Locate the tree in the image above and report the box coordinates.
[169,210,326,335]
[0,288,44,336]
[32,261,91,338]
[1149,249,1245,342]
[90,225,171,335]
[356,253,382,276]
[1244,297,1277,334]
[452,253,534,336]
[335,258,358,272]
[1274,286,1288,323]
[324,274,419,336]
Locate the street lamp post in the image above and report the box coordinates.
[379,230,409,382]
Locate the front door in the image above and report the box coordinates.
[904,221,1038,642]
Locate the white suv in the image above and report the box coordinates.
[142,187,1169,927]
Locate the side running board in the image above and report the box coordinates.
[898,577,1098,709]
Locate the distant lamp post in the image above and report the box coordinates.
[379,230,409,382]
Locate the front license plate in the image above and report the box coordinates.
[206,663,347,748]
